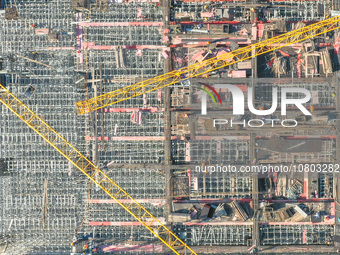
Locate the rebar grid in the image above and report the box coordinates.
[260,224,334,245]
[0,84,196,255]
[171,0,330,22]
[0,0,76,55]
[98,141,164,164]
[89,2,163,23]
[91,225,157,243]
[255,83,336,108]
[172,140,249,164]
[190,176,253,199]
[174,225,253,246]
[97,112,164,137]
[0,0,173,253]
[88,203,165,222]
[0,170,87,254]
[76,15,340,114]
[90,169,166,199]
[86,26,163,46]
[87,49,164,77]
[258,140,335,164]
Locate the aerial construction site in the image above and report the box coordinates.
[1,0,340,254]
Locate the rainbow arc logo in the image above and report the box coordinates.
[197,83,222,107]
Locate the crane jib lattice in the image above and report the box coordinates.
[0,84,197,255]
[76,15,340,114]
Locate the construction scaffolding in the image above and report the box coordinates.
[0,0,173,253]
[0,169,87,254]
[171,1,330,22]
[190,175,253,198]
[174,225,253,246]
[88,2,163,23]
[0,82,195,254]
[260,224,334,245]
[75,15,340,114]
[254,83,336,108]
[0,0,340,254]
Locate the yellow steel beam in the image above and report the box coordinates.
[0,84,197,255]
[75,16,340,114]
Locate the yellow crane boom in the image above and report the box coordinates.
[76,15,340,114]
[0,84,197,255]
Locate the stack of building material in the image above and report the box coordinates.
[175,12,195,21]
[72,0,90,10]
[199,204,211,221]
[291,180,303,194]
[230,201,248,221]
[213,203,227,218]
[115,46,126,68]
[261,206,274,222]
[276,175,287,197]
[312,114,329,123]
[199,204,217,221]
[320,49,333,75]
[305,53,320,77]
[168,213,191,223]
[287,179,303,198]
[285,204,308,222]
[131,111,143,125]
[272,56,288,76]
[4,8,18,20]
[275,206,295,221]
[47,33,59,42]
[261,204,306,222]
[231,70,246,78]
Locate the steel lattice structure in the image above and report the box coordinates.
[76,15,340,114]
[0,84,197,255]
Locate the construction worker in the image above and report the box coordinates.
[83,243,89,250]
[251,8,257,26]
[83,243,91,255]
